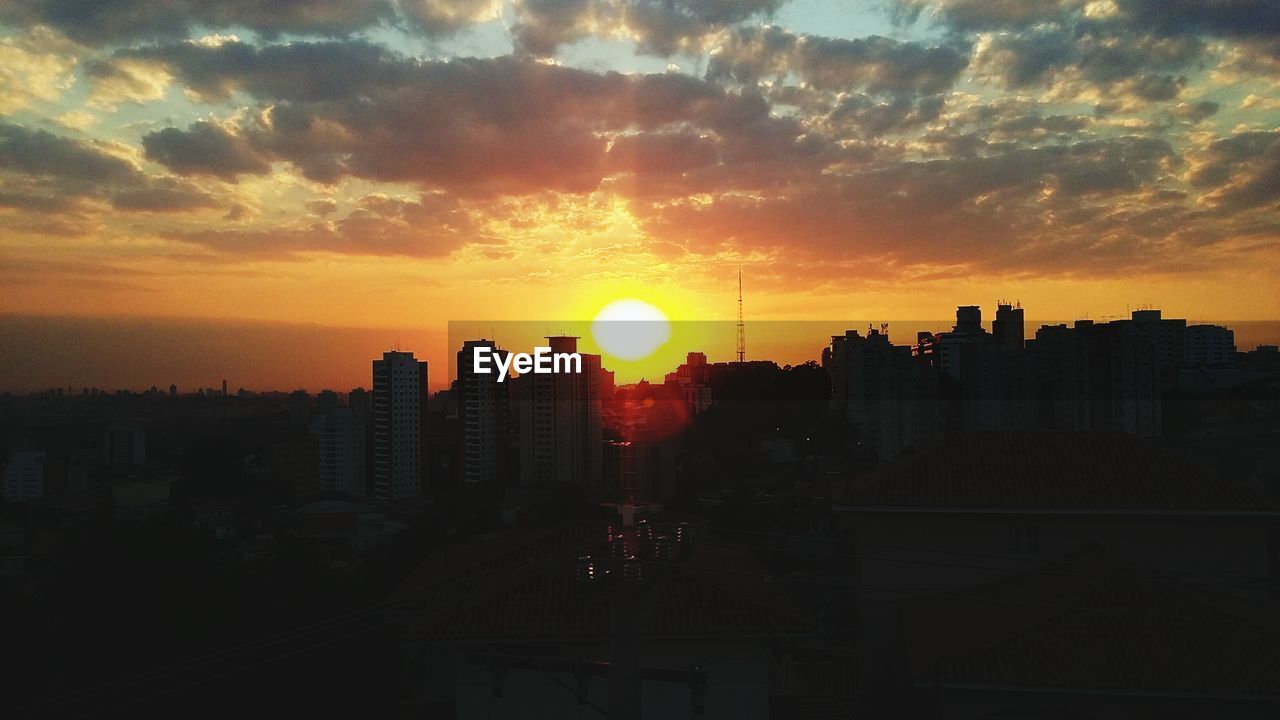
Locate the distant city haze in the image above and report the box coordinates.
[4,313,1278,394]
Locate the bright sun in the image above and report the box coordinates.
[591,299,671,361]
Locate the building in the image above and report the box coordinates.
[1080,319,1162,436]
[827,327,937,465]
[103,422,146,466]
[316,408,366,496]
[517,336,604,488]
[954,305,982,333]
[834,431,1280,703]
[899,546,1280,718]
[373,350,428,503]
[1027,323,1090,430]
[991,301,1024,350]
[289,390,311,429]
[2,451,45,501]
[457,339,510,486]
[1122,308,1187,369]
[390,520,816,719]
[1185,323,1236,366]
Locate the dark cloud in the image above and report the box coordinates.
[109,178,219,212]
[512,0,785,57]
[143,121,272,180]
[0,122,217,222]
[128,42,808,195]
[0,0,395,45]
[709,26,968,96]
[166,192,494,258]
[0,122,137,186]
[629,135,1186,274]
[1192,131,1280,212]
[1116,0,1280,43]
[893,0,1080,31]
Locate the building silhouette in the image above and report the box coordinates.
[372,350,427,502]
[316,408,366,496]
[2,450,45,501]
[457,339,511,486]
[1186,323,1236,366]
[517,336,604,487]
[827,327,937,464]
[992,301,1025,350]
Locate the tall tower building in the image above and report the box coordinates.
[955,305,982,333]
[827,328,937,465]
[992,302,1025,350]
[1028,324,1090,430]
[518,336,604,487]
[373,350,428,503]
[457,339,510,485]
[317,408,366,496]
[1081,321,1161,437]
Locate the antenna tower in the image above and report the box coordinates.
[736,267,746,362]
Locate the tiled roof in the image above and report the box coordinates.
[393,522,816,644]
[901,547,1280,696]
[838,431,1278,512]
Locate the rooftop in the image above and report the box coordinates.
[837,431,1279,514]
[901,546,1280,697]
[390,522,816,644]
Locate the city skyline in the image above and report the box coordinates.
[4,304,1274,394]
[3,1,1280,374]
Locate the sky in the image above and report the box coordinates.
[1,0,1279,391]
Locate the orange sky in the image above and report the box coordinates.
[2,1,1279,392]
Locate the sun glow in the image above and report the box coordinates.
[590,299,671,361]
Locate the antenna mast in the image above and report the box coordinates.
[736,267,746,363]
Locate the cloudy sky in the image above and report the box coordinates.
[1,0,1279,387]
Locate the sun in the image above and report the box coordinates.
[591,299,671,361]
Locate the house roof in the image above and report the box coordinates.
[391,522,816,644]
[837,431,1279,514]
[900,546,1280,697]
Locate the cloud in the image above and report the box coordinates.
[709,26,969,96]
[0,0,396,45]
[0,121,217,221]
[0,26,79,114]
[143,121,272,180]
[85,57,174,109]
[1190,130,1280,212]
[128,42,811,196]
[165,192,495,258]
[628,134,1199,275]
[401,0,502,35]
[306,197,339,215]
[512,0,786,57]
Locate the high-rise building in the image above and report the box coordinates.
[1081,320,1161,437]
[1122,309,1186,369]
[103,422,146,466]
[827,328,937,465]
[992,302,1025,350]
[289,390,311,429]
[1028,324,1090,430]
[2,451,45,501]
[457,339,510,485]
[955,305,982,333]
[317,408,366,496]
[316,389,339,417]
[1185,324,1236,366]
[517,336,604,487]
[373,350,428,503]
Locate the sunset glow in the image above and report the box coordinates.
[1,1,1278,392]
